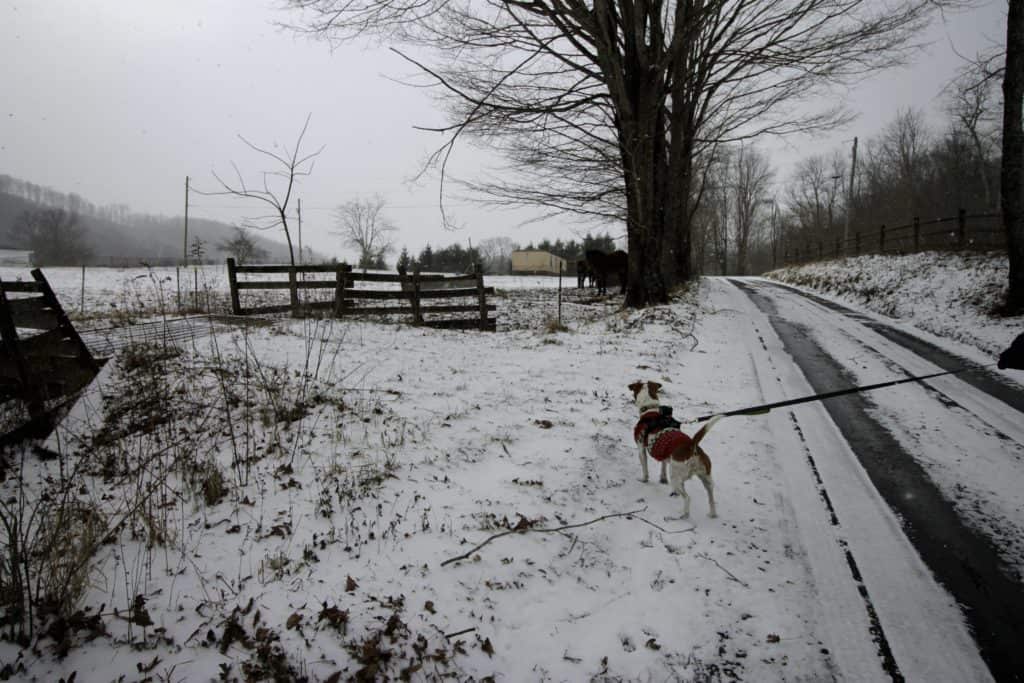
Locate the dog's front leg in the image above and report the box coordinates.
[637,443,649,482]
[659,460,668,484]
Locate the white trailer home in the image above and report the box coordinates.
[510,249,567,275]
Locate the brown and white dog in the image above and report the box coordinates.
[629,380,721,519]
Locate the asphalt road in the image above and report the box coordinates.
[732,278,1024,683]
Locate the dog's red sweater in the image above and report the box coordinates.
[635,410,693,462]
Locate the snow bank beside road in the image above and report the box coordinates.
[765,251,1022,358]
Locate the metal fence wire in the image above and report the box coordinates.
[78,314,270,357]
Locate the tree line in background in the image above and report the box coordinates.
[692,84,1006,278]
[0,173,291,266]
[392,232,617,275]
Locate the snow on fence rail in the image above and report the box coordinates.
[781,210,1003,267]
[226,259,497,331]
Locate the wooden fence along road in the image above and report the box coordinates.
[226,259,497,331]
[780,210,1003,268]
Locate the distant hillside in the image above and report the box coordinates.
[0,173,305,265]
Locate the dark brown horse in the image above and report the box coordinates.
[584,249,628,295]
[576,260,592,289]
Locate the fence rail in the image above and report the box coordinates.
[779,210,1003,268]
[0,268,100,417]
[225,259,496,331]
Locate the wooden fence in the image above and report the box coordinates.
[0,269,101,419]
[779,210,1003,268]
[226,259,497,331]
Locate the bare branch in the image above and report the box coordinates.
[439,507,694,567]
[196,114,322,266]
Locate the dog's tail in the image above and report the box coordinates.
[692,414,722,447]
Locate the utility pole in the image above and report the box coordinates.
[844,137,858,253]
[771,199,779,269]
[183,176,190,267]
[179,175,190,309]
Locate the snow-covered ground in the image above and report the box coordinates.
[0,251,1020,681]
[765,250,1020,358]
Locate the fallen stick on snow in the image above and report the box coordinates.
[444,627,477,639]
[439,507,694,567]
[696,551,749,588]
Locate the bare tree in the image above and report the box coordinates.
[786,155,832,240]
[946,66,1000,210]
[939,10,1023,312]
[219,226,268,265]
[1003,0,1024,312]
[877,108,930,217]
[199,114,322,266]
[12,208,92,265]
[333,195,398,269]
[288,0,941,308]
[477,236,519,274]
[732,146,774,276]
[694,146,732,275]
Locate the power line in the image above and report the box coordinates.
[185,202,479,211]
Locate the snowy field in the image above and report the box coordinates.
[0,252,1021,681]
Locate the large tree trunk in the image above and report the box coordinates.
[1004,0,1024,312]
[666,0,701,287]
[594,0,671,308]
[620,108,671,308]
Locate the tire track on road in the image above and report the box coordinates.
[733,278,1024,682]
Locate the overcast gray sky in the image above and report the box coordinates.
[0,0,1008,262]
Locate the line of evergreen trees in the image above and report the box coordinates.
[395,232,618,274]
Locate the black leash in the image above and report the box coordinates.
[694,362,999,423]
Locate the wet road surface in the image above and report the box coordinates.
[733,278,1024,683]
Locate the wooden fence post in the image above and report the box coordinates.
[333,263,350,318]
[557,261,563,325]
[411,265,423,325]
[226,258,242,315]
[475,263,487,331]
[958,208,967,249]
[913,216,921,251]
[879,224,886,253]
[288,265,299,317]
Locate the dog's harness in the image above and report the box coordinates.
[635,408,693,462]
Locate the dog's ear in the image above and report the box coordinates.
[647,381,662,399]
[628,381,643,397]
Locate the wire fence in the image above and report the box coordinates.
[778,210,1004,268]
[78,314,271,357]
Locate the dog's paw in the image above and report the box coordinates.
[659,477,668,484]
[668,490,678,497]
[640,477,649,483]
[708,511,718,519]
